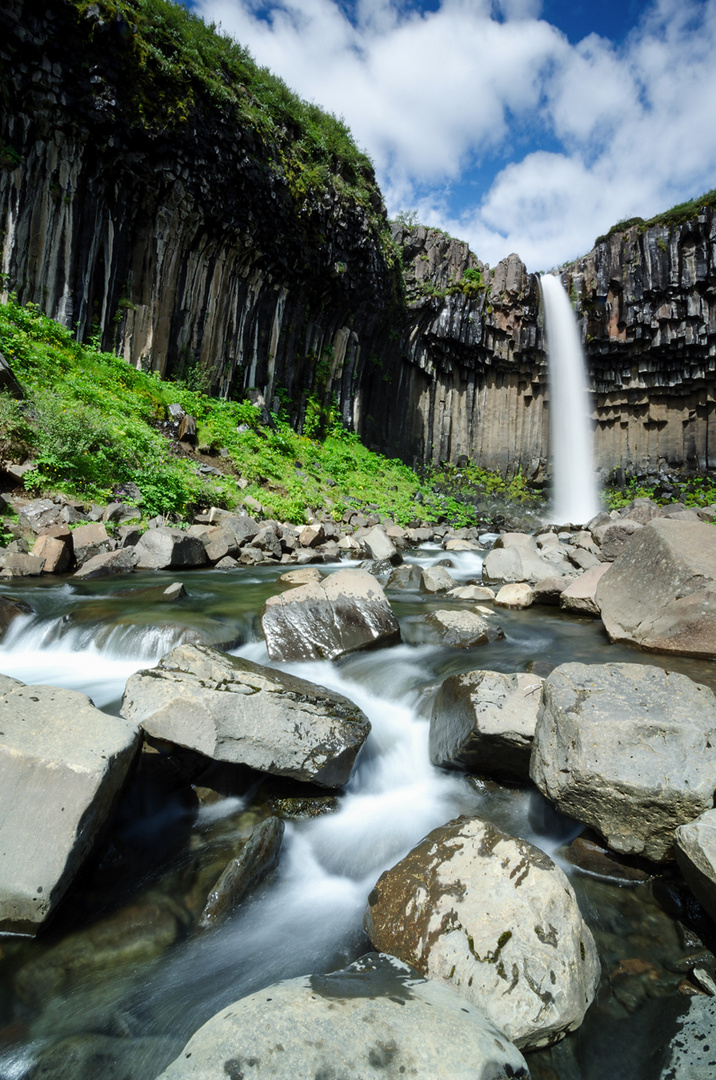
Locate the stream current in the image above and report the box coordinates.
[0,547,714,1079]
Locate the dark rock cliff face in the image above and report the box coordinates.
[2,0,714,479]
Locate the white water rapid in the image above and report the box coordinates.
[540,274,602,525]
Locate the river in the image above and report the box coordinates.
[0,547,714,1079]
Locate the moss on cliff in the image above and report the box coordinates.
[594,189,716,246]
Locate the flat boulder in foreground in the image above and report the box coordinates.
[365,816,600,1051]
[261,568,400,661]
[530,662,716,862]
[596,519,716,656]
[121,643,370,788]
[0,681,140,935]
[156,952,529,1080]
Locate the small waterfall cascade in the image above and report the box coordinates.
[540,274,602,525]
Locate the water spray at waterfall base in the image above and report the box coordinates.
[540,274,602,525]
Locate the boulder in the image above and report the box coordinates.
[386,563,423,590]
[420,565,457,592]
[532,576,570,605]
[530,662,716,861]
[18,498,63,535]
[365,816,600,1050]
[0,682,140,934]
[121,643,370,788]
[363,525,401,564]
[447,585,496,601]
[483,533,571,584]
[198,816,284,930]
[0,594,33,640]
[277,567,324,586]
[0,552,45,576]
[261,568,401,662]
[592,519,644,560]
[494,582,534,608]
[424,609,504,648]
[596,520,716,657]
[156,952,530,1080]
[73,548,138,580]
[71,522,113,567]
[675,810,716,922]
[134,528,208,570]
[430,669,543,780]
[31,533,71,574]
[559,564,609,615]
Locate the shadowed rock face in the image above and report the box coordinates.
[364,816,600,1051]
[120,643,371,788]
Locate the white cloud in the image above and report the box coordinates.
[194,0,716,270]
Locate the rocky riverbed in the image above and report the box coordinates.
[0,497,715,1079]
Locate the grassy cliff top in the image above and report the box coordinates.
[594,188,716,246]
[60,0,383,222]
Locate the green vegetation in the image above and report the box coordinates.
[594,189,716,246]
[70,0,382,225]
[605,475,716,510]
[0,297,515,531]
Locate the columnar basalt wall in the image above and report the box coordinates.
[2,0,715,479]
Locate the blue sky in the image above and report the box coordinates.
[189,0,716,270]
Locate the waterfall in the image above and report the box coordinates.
[540,274,601,525]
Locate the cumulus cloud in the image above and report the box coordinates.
[194,0,716,270]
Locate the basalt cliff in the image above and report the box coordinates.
[2,0,715,480]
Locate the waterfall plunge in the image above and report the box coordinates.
[540,274,602,525]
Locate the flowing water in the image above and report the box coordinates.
[540,274,602,526]
[0,556,714,1079]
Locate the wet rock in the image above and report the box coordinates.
[124,581,187,603]
[0,552,45,577]
[14,894,186,1004]
[386,563,423,590]
[156,952,530,1080]
[675,810,716,922]
[213,556,239,569]
[530,663,716,862]
[420,565,457,592]
[134,527,208,570]
[532,576,570,605]
[198,817,284,930]
[364,816,600,1050]
[654,995,716,1078]
[0,682,140,935]
[261,568,401,662]
[597,520,716,657]
[559,564,609,615]
[430,669,543,780]
[121,643,370,788]
[73,547,138,580]
[563,834,654,884]
[22,1033,183,1080]
[424,609,504,648]
[0,593,33,640]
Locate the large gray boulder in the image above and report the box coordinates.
[430,669,543,780]
[530,662,716,862]
[260,568,400,661]
[483,532,571,584]
[156,952,530,1080]
[596,519,716,657]
[121,644,370,788]
[0,682,140,935]
[424,609,504,648]
[134,528,208,570]
[365,816,600,1050]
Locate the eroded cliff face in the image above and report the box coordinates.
[1,0,714,480]
[0,0,399,434]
